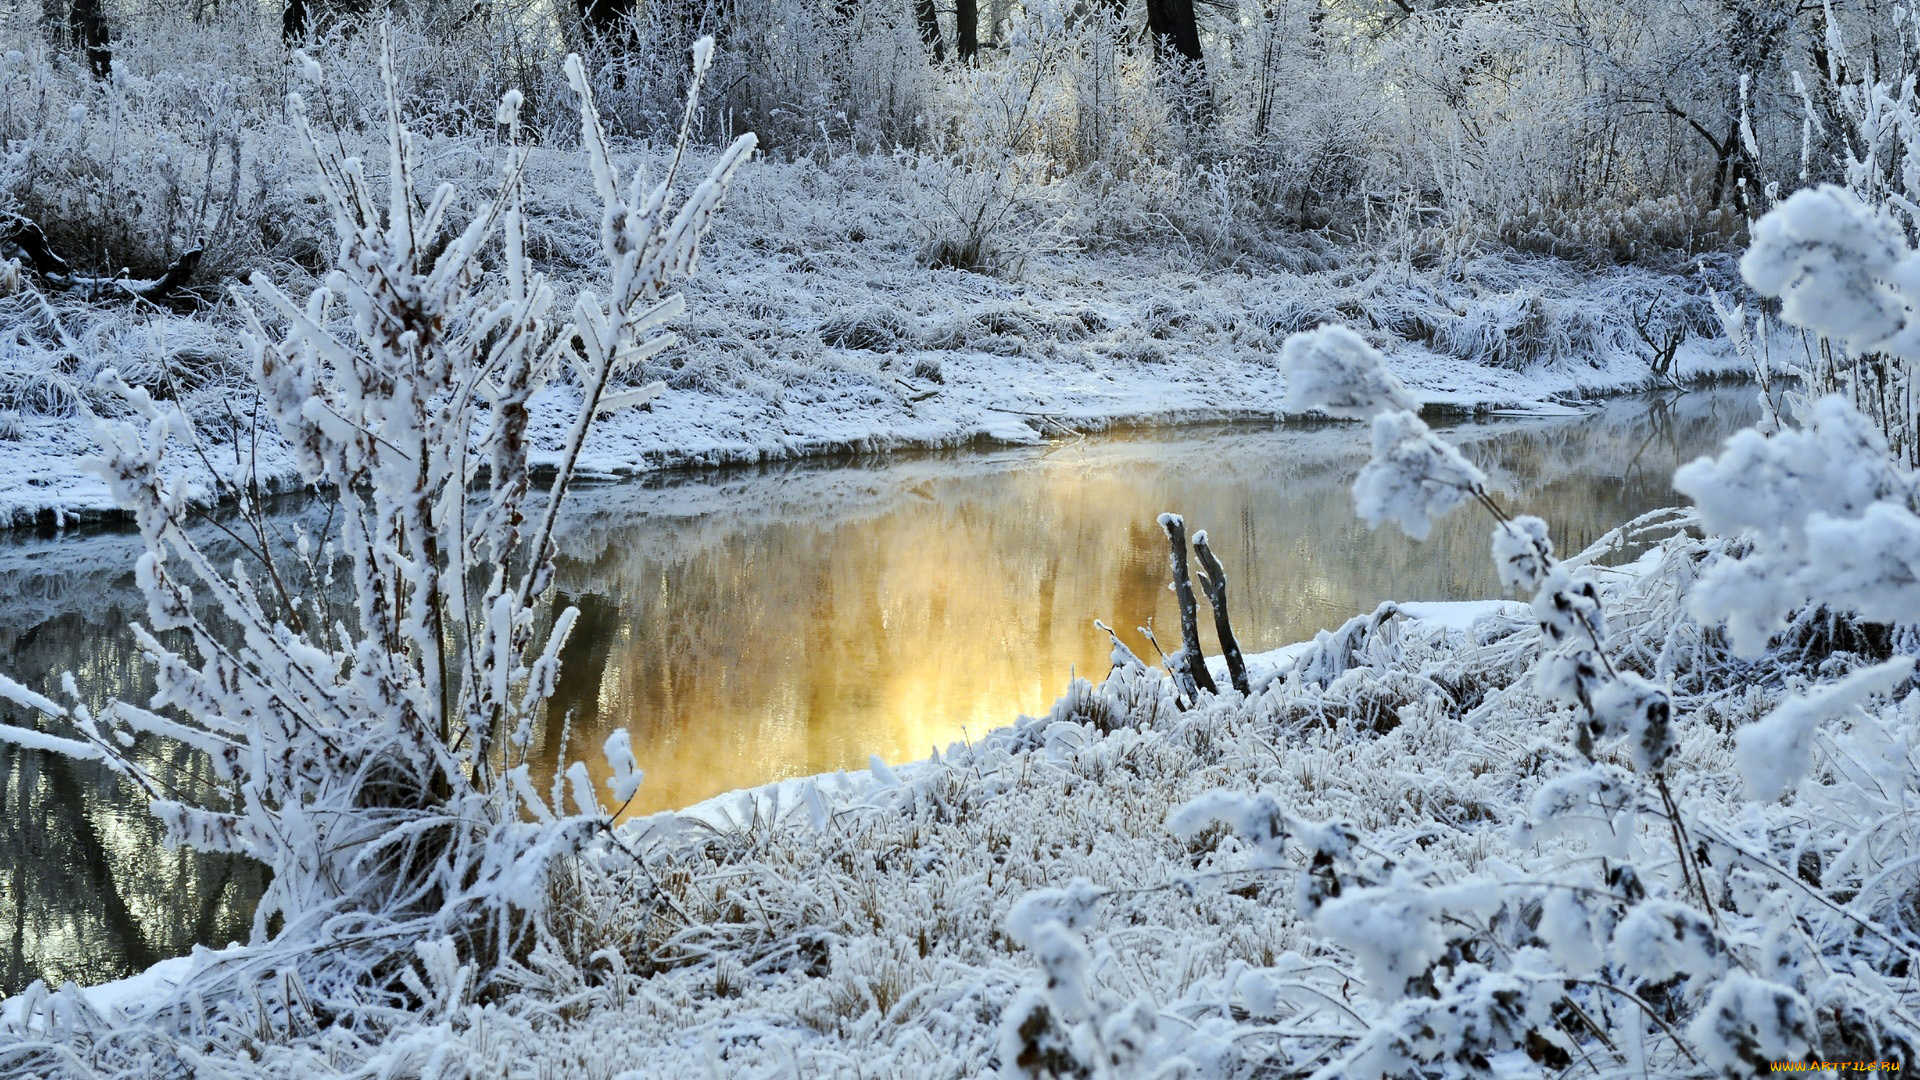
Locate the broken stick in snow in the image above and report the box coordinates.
[1,213,205,304]
[1158,512,1219,696]
[1191,529,1250,695]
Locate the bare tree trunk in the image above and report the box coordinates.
[915,0,946,62]
[1144,0,1201,65]
[1191,530,1249,695]
[988,0,1011,48]
[955,0,979,62]
[283,0,374,44]
[282,0,308,43]
[67,0,111,77]
[1159,513,1218,696]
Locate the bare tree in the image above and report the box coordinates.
[43,0,111,76]
[916,0,947,62]
[956,0,979,61]
[1145,0,1202,65]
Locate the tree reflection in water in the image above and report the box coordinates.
[2,608,268,994]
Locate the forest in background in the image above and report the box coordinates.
[10,0,1903,286]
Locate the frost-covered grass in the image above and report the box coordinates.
[11,527,1912,1077]
[0,1,1766,527]
[0,208,1752,528]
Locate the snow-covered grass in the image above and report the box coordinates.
[0,227,1753,528]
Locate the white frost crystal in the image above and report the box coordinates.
[1735,656,1915,801]
[1491,515,1554,594]
[603,728,644,804]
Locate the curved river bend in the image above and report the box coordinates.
[0,387,1758,993]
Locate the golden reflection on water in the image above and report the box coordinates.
[541,389,1759,816]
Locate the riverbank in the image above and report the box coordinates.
[17,514,1909,1077]
[0,243,1750,529]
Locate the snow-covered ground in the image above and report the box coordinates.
[21,530,1907,1079]
[0,242,1747,528]
[0,130,1755,528]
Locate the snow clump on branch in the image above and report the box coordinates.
[1281,322,1489,542]
[1281,324,1420,420]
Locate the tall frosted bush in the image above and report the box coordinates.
[0,29,753,1013]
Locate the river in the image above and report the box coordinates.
[0,385,1759,993]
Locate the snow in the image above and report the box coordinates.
[1281,323,1420,420]
[8,459,1917,1076]
[0,944,245,1031]
[141,519,1883,1079]
[0,242,1753,529]
[1490,516,1553,594]
[1740,185,1911,353]
[603,728,643,803]
[1352,409,1490,542]
[1688,973,1818,1078]
[1393,600,1526,631]
[1314,876,1499,1002]
[1733,656,1917,801]
[1675,395,1916,656]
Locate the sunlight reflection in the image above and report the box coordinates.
[538,388,1759,817]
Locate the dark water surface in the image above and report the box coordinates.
[0,387,1759,994]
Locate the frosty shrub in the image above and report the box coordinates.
[0,27,753,1035]
[910,0,1084,276]
[1715,17,1920,471]
[1280,324,1419,420]
[1679,93,1920,663]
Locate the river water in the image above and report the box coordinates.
[0,386,1759,993]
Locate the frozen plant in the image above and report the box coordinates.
[1160,321,1920,1076]
[1351,410,1490,542]
[1677,174,1920,675]
[1282,324,1492,542]
[1728,21,1920,472]
[1284,322,1681,772]
[0,28,754,1025]
[1674,394,1917,656]
[1000,879,1211,1077]
[1280,324,1419,421]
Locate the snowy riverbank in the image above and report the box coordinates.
[0,244,1750,529]
[0,597,1516,1025]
